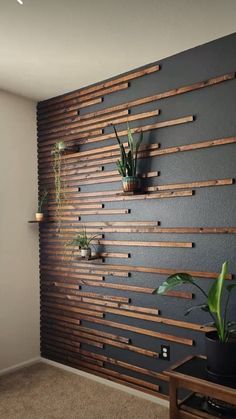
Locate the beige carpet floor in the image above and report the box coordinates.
[0,363,169,419]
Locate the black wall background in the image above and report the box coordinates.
[38,32,236,397]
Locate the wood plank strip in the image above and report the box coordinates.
[42,291,159,315]
[38,72,235,125]
[42,301,104,318]
[41,225,236,235]
[41,264,130,277]
[38,115,193,145]
[38,98,103,121]
[149,178,234,191]
[41,285,130,303]
[41,306,193,346]
[38,109,160,141]
[38,136,236,172]
[97,239,193,248]
[42,332,104,350]
[43,331,159,361]
[42,316,130,343]
[41,317,159,359]
[70,262,232,279]
[42,324,159,359]
[77,209,130,215]
[44,296,209,332]
[42,278,193,299]
[39,110,130,135]
[38,82,129,114]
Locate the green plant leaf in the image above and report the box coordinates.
[208,261,228,341]
[208,262,228,313]
[184,304,210,316]
[153,273,194,294]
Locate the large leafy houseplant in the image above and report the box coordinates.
[113,124,143,192]
[153,261,236,377]
[65,228,101,259]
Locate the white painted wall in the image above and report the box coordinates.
[0,90,40,371]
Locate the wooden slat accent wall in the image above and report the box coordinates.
[37,58,236,401]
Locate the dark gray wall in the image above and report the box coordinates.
[40,33,236,397]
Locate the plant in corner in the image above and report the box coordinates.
[51,141,66,221]
[153,261,236,378]
[65,227,101,259]
[113,124,143,192]
[35,190,48,222]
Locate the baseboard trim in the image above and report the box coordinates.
[41,357,169,408]
[0,357,41,376]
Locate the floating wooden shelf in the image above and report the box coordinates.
[75,255,102,262]
[28,220,55,224]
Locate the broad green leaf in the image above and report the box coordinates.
[208,262,228,313]
[153,273,194,294]
[184,304,209,316]
[208,261,228,340]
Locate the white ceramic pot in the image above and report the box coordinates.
[35,213,44,222]
[81,248,91,258]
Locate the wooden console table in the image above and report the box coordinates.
[165,355,236,419]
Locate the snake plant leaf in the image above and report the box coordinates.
[117,160,126,177]
[153,272,194,294]
[127,125,134,154]
[208,262,228,314]
[184,304,210,316]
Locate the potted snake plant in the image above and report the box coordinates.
[113,124,143,192]
[153,261,236,378]
[35,190,48,221]
[65,228,101,259]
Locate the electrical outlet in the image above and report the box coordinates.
[160,345,170,361]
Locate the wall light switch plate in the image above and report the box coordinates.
[160,345,170,361]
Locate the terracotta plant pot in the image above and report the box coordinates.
[81,248,91,258]
[205,331,236,378]
[35,213,44,222]
[122,176,141,192]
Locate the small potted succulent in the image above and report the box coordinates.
[113,124,143,192]
[65,227,101,259]
[35,190,48,222]
[153,261,236,378]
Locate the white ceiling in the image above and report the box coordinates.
[0,0,236,101]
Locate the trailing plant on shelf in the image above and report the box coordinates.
[35,189,48,221]
[153,261,236,377]
[51,141,66,221]
[64,227,101,259]
[113,124,143,192]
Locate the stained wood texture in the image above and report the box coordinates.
[38,66,236,400]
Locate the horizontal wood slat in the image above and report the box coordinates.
[38,82,129,114]
[38,98,103,122]
[97,239,193,248]
[38,69,236,400]
[42,278,193,299]
[41,306,193,346]
[38,72,234,126]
